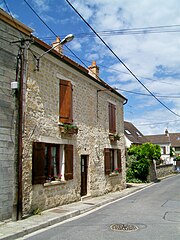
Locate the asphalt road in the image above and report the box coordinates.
[21,175,180,240]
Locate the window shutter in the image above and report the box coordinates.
[32,142,46,184]
[59,80,73,124]
[117,149,122,172]
[104,148,111,175]
[65,145,73,180]
[109,103,116,133]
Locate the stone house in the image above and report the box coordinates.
[22,37,127,214]
[0,9,32,221]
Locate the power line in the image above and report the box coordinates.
[37,23,180,41]
[22,0,100,72]
[115,88,180,99]
[135,119,180,126]
[65,0,180,118]
[23,0,58,37]
[62,50,180,87]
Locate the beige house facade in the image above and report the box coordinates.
[22,36,127,215]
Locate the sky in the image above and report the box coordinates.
[1,0,180,135]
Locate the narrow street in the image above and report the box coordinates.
[20,175,180,240]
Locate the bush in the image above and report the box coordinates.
[126,142,161,183]
[126,157,150,183]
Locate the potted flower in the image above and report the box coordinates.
[59,123,78,135]
[109,133,120,141]
[114,168,120,173]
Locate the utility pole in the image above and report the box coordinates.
[11,38,31,220]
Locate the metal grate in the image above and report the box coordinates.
[110,223,138,232]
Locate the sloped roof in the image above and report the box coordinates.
[169,133,180,147]
[145,134,170,144]
[33,36,127,103]
[124,121,148,144]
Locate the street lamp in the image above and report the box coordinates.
[35,34,74,71]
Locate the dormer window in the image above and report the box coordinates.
[125,130,131,135]
[136,131,142,137]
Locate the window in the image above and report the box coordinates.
[32,142,73,184]
[136,131,142,137]
[59,79,73,124]
[161,146,166,154]
[125,129,131,135]
[109,102,116,133]
[104,148,121,175]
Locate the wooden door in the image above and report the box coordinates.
[81,155,88,196]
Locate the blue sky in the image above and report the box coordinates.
[1,0,180,135]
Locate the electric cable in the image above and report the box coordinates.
[23,0,58,38]
[115,88,180,99]
[135,119,180,126]
[65,0,180,118]
[61,50,180,88]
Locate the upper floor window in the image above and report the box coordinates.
[59,79,73,124]
[32,142,73,184]
[109,102,116,134]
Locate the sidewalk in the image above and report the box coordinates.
[0,183,152,240]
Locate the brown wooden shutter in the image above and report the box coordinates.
[65,145,73,180]
[32,142,46,184]
[109,103,116,133]
[104,148,111,175]
[59,80,73,124]
[117,149,122,172]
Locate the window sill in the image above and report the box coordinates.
[109,172,119,177]
[44,180,66,187]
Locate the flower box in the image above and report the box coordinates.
[59,124,78,135]
[109,134,120,141]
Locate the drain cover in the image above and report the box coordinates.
[110,223,138,232]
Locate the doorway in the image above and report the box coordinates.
[81,155,88,196]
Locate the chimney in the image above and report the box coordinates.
[165,129,169,137]
[88,61,100,80]
[52,36,62,54]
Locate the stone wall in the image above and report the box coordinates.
[22,44,126,215]
[156,164,174,178]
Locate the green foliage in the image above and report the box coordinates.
[175,156,180,161]
[126,156,150,182]
[32,208,41,215]
[126,142,161,183]
[62,123,78,131]
[128,142,161,161]
[170,146,175,157]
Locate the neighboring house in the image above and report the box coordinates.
[169,133,180,157]
[145,130,171,164]
[124,121,148,148]
[0,9,32,221]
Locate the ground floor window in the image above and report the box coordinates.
[104,148,122,175]
[32,142,73,184]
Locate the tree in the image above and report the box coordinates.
[126,143,161,182]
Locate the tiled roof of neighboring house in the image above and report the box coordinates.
[124,121,148,144]
[145,134,170,144]
[169,133,180,147]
